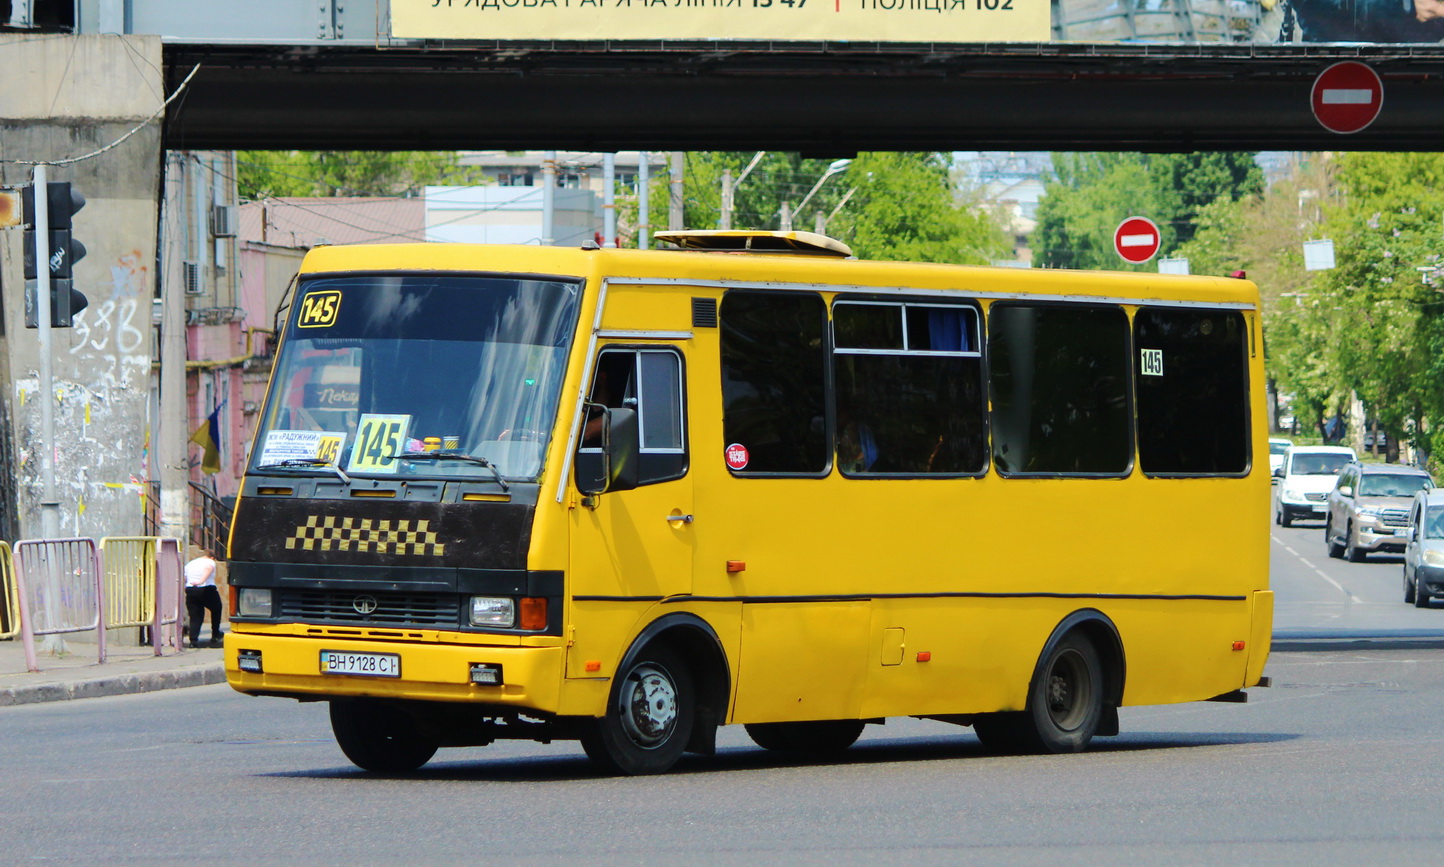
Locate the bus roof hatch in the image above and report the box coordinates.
[655,230,853,258]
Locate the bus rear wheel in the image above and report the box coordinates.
[581,646,694,776]
[329,699,439,773]
[973,633,1104,755]
[745,720,866,754]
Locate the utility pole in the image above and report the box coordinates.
[158,153,190,544]
[541,150,556,246]
[719,169,733,230]
[669,152,684,231]
[638,151,651,250]
[602,153,617,248]
[31,163,59,541]
[720,151,765,231]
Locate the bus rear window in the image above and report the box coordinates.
[1134,308,1249,476]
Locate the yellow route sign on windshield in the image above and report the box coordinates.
[347,414,412,474]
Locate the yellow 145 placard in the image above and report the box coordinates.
[347,414,412,474]
[392,0,1046,43]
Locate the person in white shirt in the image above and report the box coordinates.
[184,548,223,649]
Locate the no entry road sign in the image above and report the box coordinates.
[1311,61,1383,135]
[1114,216,1161,264]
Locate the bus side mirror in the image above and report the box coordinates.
[576,405,639,498]
[1339,485,1353,498]
[605,407,640,493]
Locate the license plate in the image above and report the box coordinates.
[1312,505,1326,513]
[1395,528,1411,537]
[320,650,400,678]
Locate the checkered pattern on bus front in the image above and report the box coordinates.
[283,515,446,556]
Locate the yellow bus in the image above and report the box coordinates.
[224,230,1272,775]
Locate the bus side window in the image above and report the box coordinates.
[577,348,687,488]
[988,303,1132,476]
[832,300,986,476]
[719,291,828,475]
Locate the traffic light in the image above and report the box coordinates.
[21,181,88,328]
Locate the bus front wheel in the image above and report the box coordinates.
[974,633,1104,755]
[745,720,866,754]
[329,699,439,773]
[581,646,695,775]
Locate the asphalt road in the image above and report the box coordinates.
[1271,516,1444,638]
[6,527,1443,864]
[3,647,1443,863]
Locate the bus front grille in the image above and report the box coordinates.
[277,589,460,627]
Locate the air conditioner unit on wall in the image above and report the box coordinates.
[211,204,238,238]
[183,261,203,295]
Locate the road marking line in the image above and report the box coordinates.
[1272,532,1363,603]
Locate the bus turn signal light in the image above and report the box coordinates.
[585,660,601,672]
[1232,641,1245,651]
[916,651,932,662]
[726,560,746,573]
[519,597,548,630]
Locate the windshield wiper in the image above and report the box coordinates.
[254,459,351,485]
[396,451,510,492]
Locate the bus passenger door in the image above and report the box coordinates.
[568,346,693,677]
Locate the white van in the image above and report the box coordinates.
[1268,437,1291,477]
[1273,445,1356,526]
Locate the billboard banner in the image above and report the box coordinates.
[1052,0,1444,43]
[391,0,1049,42]
[392,0,1444,42]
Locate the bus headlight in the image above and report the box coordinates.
[1423,549,1444,568]
[237,588,273,618]
[470,596,515,627]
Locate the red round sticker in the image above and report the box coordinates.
[725,443,750,470]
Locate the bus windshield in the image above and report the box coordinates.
[251,273,582,482]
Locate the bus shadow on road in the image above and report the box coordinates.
[262,730,1300,783]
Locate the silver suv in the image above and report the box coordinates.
[1403,489,1444,607]
[1326,462,1435,562]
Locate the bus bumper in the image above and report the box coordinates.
[224,633,564,711]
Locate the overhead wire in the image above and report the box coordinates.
[0,62,201,167]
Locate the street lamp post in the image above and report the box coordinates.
[783,159,851,231]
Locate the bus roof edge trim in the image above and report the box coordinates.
[655,230,853,258]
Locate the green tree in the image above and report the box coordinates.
[828,152,1008,263]
[235,150,489,199]
[1170,155,1338,435]
[616,152,1008,262]
[1315,152,1444,459]
[1034,152,1262,271]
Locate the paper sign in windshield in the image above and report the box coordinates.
[259,430,347,466]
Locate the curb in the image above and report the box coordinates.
[1272,632,1444,652]
[0,663,227,707]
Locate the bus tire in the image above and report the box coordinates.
[744,720,866,754]
[975,633,1104,755]
[581,646,694,776]
[329,699,439,773]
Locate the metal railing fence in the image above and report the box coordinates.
[0,542,16,640]
[101,536,157,630]
[15,538,105,672]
